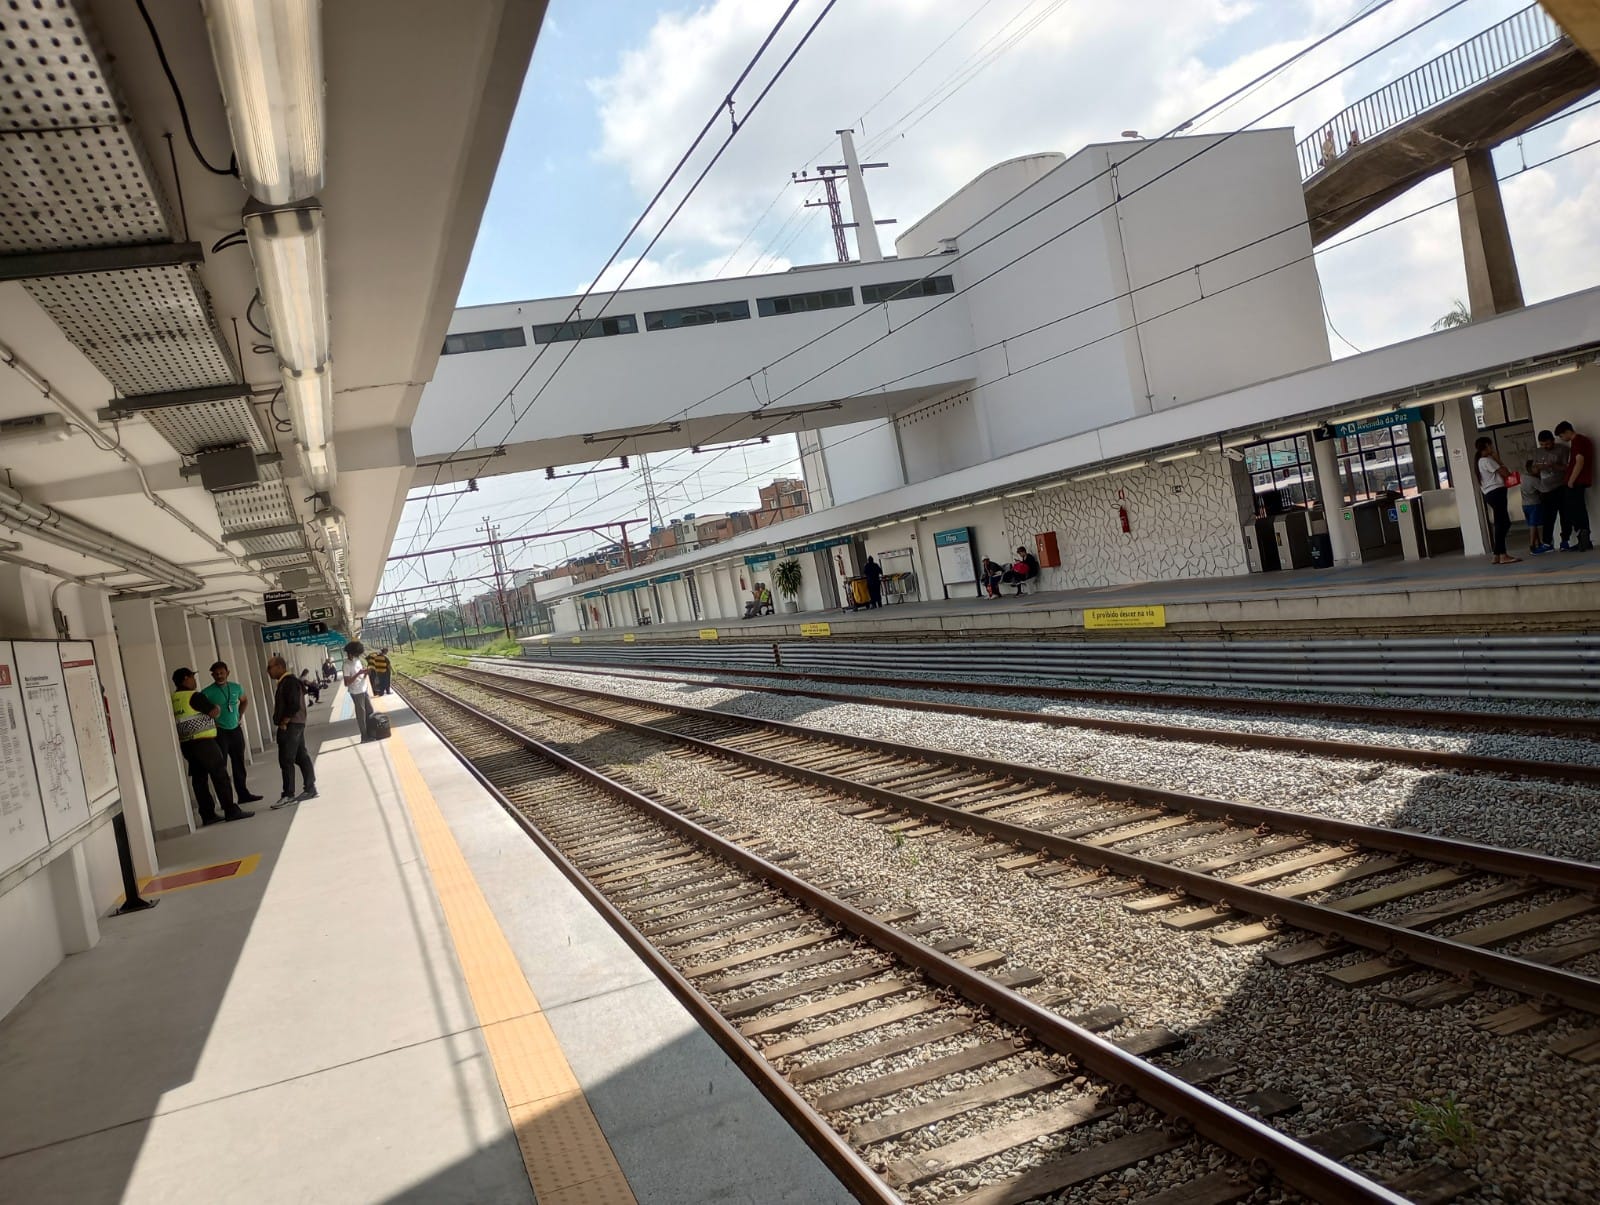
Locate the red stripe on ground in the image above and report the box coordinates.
[144,860,244,893]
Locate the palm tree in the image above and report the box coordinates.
[1432,299,1470,330]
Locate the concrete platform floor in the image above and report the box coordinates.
[0,687,851,1204]
[550,547,1600,643]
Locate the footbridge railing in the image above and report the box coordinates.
[1298,3,1564,180]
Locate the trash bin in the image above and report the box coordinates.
[1308,511,1332,567]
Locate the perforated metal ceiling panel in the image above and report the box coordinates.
[0,1,309,595]
[235,529,304,556]
[212,463,301,533]
[26,263,240,390]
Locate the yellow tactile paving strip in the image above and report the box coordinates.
[386,717,639,1205]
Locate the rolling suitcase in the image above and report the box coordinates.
[368,712,391,741]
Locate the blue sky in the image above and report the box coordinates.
[382,0,1600,605]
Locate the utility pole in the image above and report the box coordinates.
[793,130,894,264]
[477,515,513,639]
[638,452,664,530]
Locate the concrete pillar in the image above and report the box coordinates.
[1311,435,1361,567]
[237,621,272,753]
[47,843,99,954]
[187,614,218,678]
[1408,422,1438,491]
[80,589,159,877]
[1454,149,1524,319]
[119,600,196,838]
[1440,396,1491,557]
[0,564,50,634]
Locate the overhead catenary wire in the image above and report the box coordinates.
[456,102,1600,572]
[387,0,832,592]
[398,0,1390,578]
[466,0,1421,558]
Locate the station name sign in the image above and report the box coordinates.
[1327,406,1422,441]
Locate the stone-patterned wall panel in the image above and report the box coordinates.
[1004,455,1250,589]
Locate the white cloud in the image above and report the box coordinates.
[583,0,1593,347]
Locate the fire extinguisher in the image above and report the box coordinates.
[1118,506,1131,534]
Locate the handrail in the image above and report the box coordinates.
[1299,3,1563,180]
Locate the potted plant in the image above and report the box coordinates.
[772,558,803,613]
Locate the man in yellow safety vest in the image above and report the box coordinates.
[171,668,252,826]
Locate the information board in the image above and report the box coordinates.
[59,641,117,809]
[0,641,50,876]
[933,527,979,599]
[13,641,91,841]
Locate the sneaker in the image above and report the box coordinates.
[296,787,319,801]
[270,795,298,810]
[1560,541,1572,551]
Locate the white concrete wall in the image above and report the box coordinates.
[0,570,195,1020]
[896,153,1067,257]
[818,417,906,505]
[416,257,975,468]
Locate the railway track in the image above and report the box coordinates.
[399,671,1467,1205]
[472,656,1600,786]
[435,663,1600,1044]
[499,654,1600,739]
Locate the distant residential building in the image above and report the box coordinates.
[754,478,809,528]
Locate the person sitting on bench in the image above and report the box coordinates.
[1001,546,1040,593]
[743,583,774,619]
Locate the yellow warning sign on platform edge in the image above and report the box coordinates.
[699,628,719,640]
[570,636,581,644]
[1084,605,1166,630]
[799,621,832,637]
[623,633,636,642]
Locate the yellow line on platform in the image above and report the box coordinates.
[386,716,638,1205]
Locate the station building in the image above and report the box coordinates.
[418,132,1599,634]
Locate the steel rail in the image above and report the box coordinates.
[400,672,1410,1205]
[439,667,1600,1015]
[503,653,1600,738]
[393,673,899,1205]
[479,659,1600,785]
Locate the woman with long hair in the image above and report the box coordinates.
[1475,436,1519,565]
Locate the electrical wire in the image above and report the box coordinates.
[210,229,248,253]
[134,0,239,179]
[431,61,1600,578]
[388,0,838,592]
[475,0,1423,551]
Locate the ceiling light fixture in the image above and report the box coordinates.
[1487,362,1582,391]
[1107,460,1148,474]
[202,0,325,206]
[1071,469,1110,481]
[1153,449,1201,463]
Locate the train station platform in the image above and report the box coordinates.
[0,689,850,1204]
[543,550,1600,646]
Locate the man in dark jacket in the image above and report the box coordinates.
[863,556,883,609]
[267,655,318,809]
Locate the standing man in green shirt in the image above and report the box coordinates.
[203,661,264,804]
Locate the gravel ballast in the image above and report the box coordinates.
[434,669,1600,1204]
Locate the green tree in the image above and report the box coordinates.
[1432,299,1470,330]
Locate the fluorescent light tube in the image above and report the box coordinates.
[1071,469,1110,481]
[1487,363,1581,391]
[1154,449,1201,463]
[283,366,331,450]
[244,199,329,374]
[1107,460,1148,474]
[1002,488,1037,499]
[1393,386,1474,409]
[203,0,325,205]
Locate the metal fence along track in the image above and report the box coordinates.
[530,634,1600,702]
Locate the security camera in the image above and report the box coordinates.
[1223,447,1245,463]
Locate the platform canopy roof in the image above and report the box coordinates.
[0,0,542,626]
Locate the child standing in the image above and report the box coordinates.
[1520,460,1548,554]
